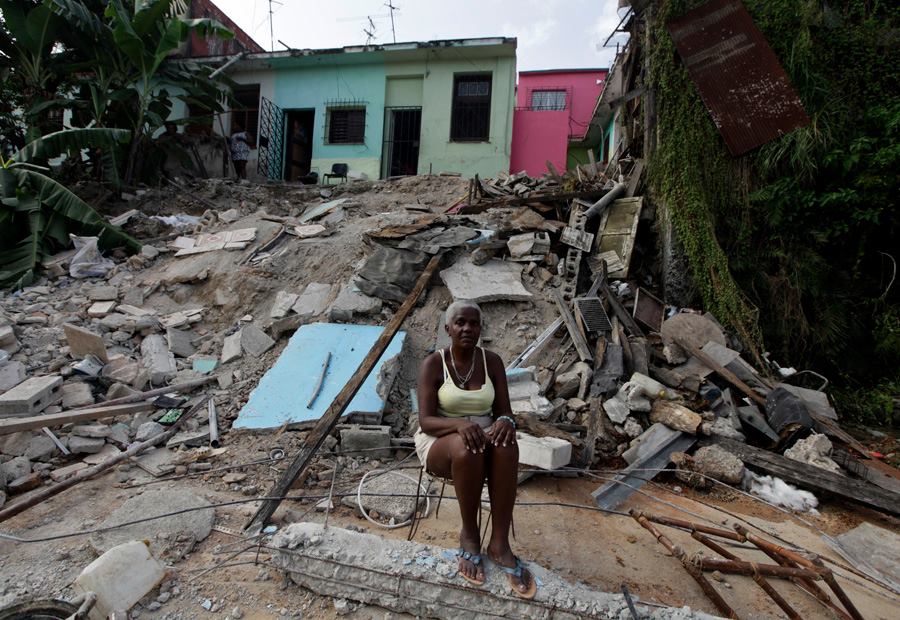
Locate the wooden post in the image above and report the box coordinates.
[246,255,442,531]
[551,290,593,363]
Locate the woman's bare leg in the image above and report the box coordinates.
[485,442,533,594]
[427,433,486,582]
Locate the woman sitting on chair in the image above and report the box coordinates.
[415,301,536,599]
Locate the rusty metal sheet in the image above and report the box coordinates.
[667,0,809,155]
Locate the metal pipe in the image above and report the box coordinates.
[584,182,626,219]
[209,52,245,78]
[813,557,867,620]
[208,399,220,448]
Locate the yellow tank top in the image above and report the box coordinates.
[437,347,495,417]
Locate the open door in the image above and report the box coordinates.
[283,109,315,182]
[256,96,285,180]
[381,107,421,178]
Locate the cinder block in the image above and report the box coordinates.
[0,375,63,417]
[339,425,391,458]
[516,432,572,470]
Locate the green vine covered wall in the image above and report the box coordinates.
[648,0,899,423]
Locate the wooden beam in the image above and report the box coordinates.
[683,342,767,407]
[551,290,593,363]
[596,265,644,337]
[0,397,207,522]
[0,402,153,435]
[246,255,443,531]
[457,190,606,214]
[712,438,900,517]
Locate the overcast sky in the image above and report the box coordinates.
[211,0,628,71]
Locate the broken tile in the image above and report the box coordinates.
[64,324,109,363]
[440,259,532,303]
[291,283,331,320]
[270,291,299,319]
[87,301,117,317]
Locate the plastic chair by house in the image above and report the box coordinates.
[323,163,348,184]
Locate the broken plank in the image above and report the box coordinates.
[712,438,900,517]
[683,342,767,407]
[596,268,644,338]
[551,290,593,363]
[0,402,152,435]
[246,255,442,531]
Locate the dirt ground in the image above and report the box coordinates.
[1,177,898,619]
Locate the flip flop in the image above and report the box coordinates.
[491,555,537,600]
[455,549,486,586]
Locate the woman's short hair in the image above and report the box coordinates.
[444,301,482,327]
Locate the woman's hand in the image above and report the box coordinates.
[457,421,488,453]
[486,418,516,447]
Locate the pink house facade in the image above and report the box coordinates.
[510,68,608,176]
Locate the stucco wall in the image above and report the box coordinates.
[510,109,569,176]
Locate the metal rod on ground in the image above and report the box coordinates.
[630,510,740,619]
[71,376,217,410]
[0,397,209,522]
[208,399,220,449]
[245,254,443,532]
[620,585,640,620]
[42,427,69,455]
[307,352,332,408]
[692,531,802,620]
[735,525,861,620]
[634,510,744,542]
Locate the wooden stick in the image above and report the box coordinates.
[306,352,331,408]
[246,255,443,531]
[682,342,767,407]
[0,402,152,435]
[0,397,208,522]
[71,375,217,410]
[551,290,593,363]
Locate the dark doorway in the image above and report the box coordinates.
[382,107,421,178]
[284,109,315,182]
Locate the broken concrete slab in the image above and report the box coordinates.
[291,282,332,320]
[75,540,166,620]
[87,300,117,317]
[271,523,714,620]
[90,489,214,559]
[64,323,109,363]
[507,232,551,258]
[0,324,18,353]
[328,284,382,322]
[440,259,532,304]
[355,246,430,302]
[1,456,32,481]
[660,313,726,363]
[166,327,196,358]
[671,445,745,488]
[0,375,63,416]
[220,331,242,363]
[270,290,299,319]
[61,382,94,408]
[650,400,703,434]
[240,324,275,357]
[132,446,176,476]
[234,323,405,430]
[88,285,118,301]
[340,425,391,458]
[141,334,177,385]
[135,421,165,442]
[68,435,106,454]
[0,360,26,393]
[24,434,58,462]
[784,434,842,474]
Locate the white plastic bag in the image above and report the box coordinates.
[69,235,115,279]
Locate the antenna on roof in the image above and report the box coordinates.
[268,0,283,52]
[363,16,377,47]
[384,1,399,43]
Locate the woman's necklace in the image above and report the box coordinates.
[450,347,476,385]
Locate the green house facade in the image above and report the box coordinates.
[196,38,516,181]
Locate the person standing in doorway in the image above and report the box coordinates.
[229,121,253,179]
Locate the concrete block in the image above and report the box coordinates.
[87,301,117,317]
[0,324,18,353]
[165,327,196,358]
[88,285,118,301]
[24,435,58,461]
[68,435,106,454]
[62,382,95,408]
[64,323,109,363]
[292,282,331,319]
[141,334,176,385]
[0,431,36,457]
[0,375,63,417]
[516,432,572,470]
[340,425,391,458]
[71,424,112,439]
[270,290,299,319]
[0,360,26,392]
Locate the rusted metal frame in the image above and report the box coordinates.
[633,510,743,542]
[630,511,740,619]
[692,532,801,620]
[735,525,864,620]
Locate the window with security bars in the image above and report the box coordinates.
[531,90,567,111]
[327,108,366,144]
[450,73,492,142]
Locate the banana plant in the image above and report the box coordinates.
[0,128,140,290]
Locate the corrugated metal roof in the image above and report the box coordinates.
[666,0,809,156]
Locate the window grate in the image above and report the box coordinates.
[530,90,567,110]
[451,74,492,142]
[326,107,366,144]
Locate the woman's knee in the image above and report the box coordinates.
[448,435,486,468]
[490,442,519,463]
